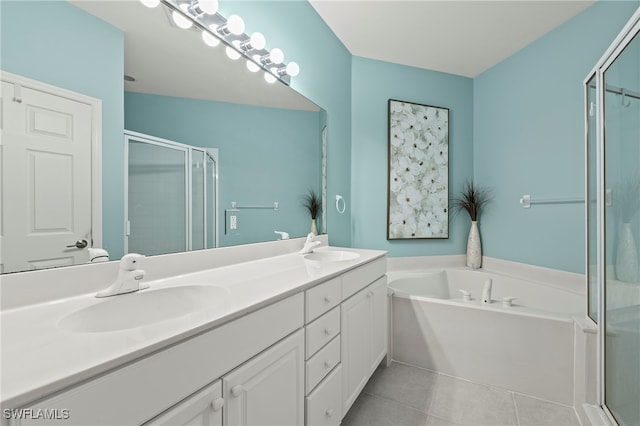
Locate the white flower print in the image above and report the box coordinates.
[388,100,448,239]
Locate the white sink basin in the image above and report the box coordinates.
[304,250,360,262]
[58,285,229,333]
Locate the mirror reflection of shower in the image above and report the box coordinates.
[125,131,218,256]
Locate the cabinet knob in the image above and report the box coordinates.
[230,385,244,398]
[325,408,334,418]
[324,360,332,369]
[324,327,332,336]
[324,295,332,304]
[367,291,374,298]
[211,397,224,412]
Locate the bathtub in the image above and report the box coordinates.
[388,267,584,405]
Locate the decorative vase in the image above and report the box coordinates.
[467,220,482,269]
[616,222,638,282]
[310,218,318,236]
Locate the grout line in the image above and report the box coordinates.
[360,391,432,416]
[512,391,522,426]
[426,371,440,416]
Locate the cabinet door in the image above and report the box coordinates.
[146,381,223,426]
[341,289,370,413]
[223,329,304,426]
[369,277,388,373]
[341,277,388,415]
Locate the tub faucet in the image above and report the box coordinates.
[96,253,147,298]
[299,233,321,254]
[482,279,493,304]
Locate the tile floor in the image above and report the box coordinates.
[341,362,581,426]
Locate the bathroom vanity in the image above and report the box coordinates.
[0,241,387,426]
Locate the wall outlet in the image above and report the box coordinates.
[230,215,237,230]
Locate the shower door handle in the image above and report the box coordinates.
[66,239,88,249]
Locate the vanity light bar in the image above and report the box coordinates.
[148,0,298,85]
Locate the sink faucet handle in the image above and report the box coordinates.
[120,253,145,271]
[502,296,517,307]
[458,289,472,302]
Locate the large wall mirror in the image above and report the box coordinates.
[0,0,326,274]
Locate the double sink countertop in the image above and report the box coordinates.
[1,246,386,408]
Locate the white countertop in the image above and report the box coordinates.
[0,246,386,408]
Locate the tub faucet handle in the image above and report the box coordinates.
[502,296,517,307]
[458,289,472,302]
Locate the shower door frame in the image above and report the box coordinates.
[584,6,640,425]
[124,130,218,255]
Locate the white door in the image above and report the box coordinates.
[1,79,93,273]
[223,329,304,426]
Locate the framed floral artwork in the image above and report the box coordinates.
[387,99,449,239]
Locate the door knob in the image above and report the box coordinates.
[66,239,88,249]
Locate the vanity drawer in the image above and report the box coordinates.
[306,277,341,322]
[341,257,386,300]
[306,335,340,393]
[305,364,342,426]
[305,306,340,359]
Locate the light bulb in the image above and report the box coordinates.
[140,0,160,8]
[226,15,245,35]
[197,0,218,14]
[264,71,277,84]
[269,48,284,65]
[202,30,220,47]
[172,10,193,29]
[249,32,266,50]
[246,60,260,73]
[286,62,300,77]
[226,46,241,60]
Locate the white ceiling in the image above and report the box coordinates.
[308,0,595,78]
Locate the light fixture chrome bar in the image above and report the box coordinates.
[158,0,294,85]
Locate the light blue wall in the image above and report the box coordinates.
[473,1,638,273]
[124,92,322,247]
[1,1,125,259]
[351,57,474,255]
[222,1,352,246]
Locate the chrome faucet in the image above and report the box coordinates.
[299,233,321,254]
[96,253,147,298]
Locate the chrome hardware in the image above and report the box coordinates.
[66,239,88,249]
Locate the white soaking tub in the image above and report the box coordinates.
[388,267,584,405]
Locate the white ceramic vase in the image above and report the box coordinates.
[467,220,482,269]
[616,222,638,282]
[310,218,318,236]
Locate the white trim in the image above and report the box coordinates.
[0,70,103,250]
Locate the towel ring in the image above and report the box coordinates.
[335,194,346,214]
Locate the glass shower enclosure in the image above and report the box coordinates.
[125,131,218,256]
[585,7,640,425]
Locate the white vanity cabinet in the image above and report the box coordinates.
[341,275,387,414]
[4,252,387,426]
